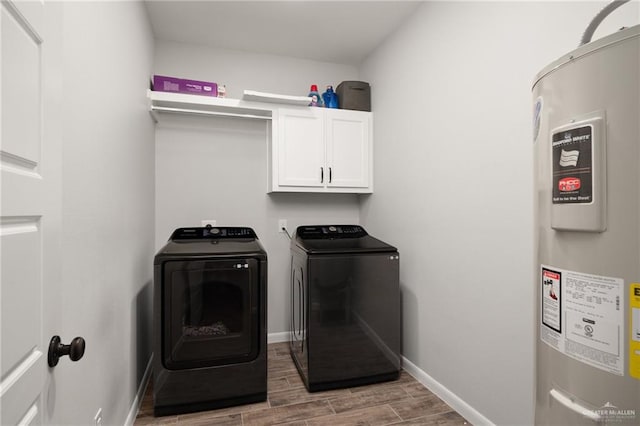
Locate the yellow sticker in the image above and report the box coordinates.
[631,284,640,380]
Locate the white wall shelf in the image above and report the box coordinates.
[147,89,274,121]
[148,90,313,122]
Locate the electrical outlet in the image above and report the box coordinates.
[94,408,102,426]
[278,219,287,233]
[201,219,216,227]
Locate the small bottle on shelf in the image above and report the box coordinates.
[322,85,338,108]
[308,84,323,107]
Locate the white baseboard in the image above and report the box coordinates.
[268,331,289,344]
[401,356,494,426]
[125,354,153,426]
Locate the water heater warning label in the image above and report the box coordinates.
[540,265,624,376]
[552,125,593,204]
[542,268,562,333]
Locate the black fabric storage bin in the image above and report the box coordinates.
[336,81,371,111]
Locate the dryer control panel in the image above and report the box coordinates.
[170,227,257,240]
[296,225,367,239]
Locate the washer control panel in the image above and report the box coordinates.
[170,227,257,240]
[296,225,367,239]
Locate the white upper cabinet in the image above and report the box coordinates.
[271,107,372,193]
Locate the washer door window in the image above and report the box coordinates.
[163,258,260,370]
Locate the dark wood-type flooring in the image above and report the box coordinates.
[134,342,468,425]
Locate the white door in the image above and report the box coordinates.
[325,109,371,189]
[277,107,325,188]
[1,1,63,424]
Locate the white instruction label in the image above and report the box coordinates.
[540,265,624,376]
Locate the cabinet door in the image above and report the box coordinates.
[277,108,325,188]
[325,109,371,190]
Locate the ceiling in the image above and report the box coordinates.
[144,1,423,65]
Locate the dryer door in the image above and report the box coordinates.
[162,258,260,370]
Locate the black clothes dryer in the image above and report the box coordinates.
[289,225,401,392]
[153,227,267,416]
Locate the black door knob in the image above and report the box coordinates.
[48,335,86,367]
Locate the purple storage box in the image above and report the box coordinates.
[153,75,217,97]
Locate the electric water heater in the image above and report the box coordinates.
[533,21,640,425]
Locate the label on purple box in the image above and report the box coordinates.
[153,75,217,97]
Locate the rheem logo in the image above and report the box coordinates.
[559,177,581,192]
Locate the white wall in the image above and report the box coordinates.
[359,1,639,425]
[153,42,361,334]
[58,2,155,425]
